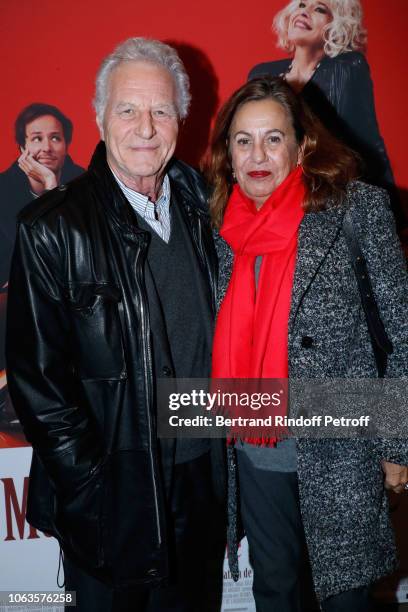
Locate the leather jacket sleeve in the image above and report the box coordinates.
[6,219,103,499]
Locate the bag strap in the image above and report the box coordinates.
[342,209,393,378]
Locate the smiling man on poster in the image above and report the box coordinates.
[6,37,224,612]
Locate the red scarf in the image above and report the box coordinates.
[212,167,305,444]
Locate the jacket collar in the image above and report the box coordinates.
[167,158,209,217]
[87,141,143,235]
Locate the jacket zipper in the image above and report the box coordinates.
[134,241,162,547]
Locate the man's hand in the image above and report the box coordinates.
[18,148,57,195]
[382,461,408,494]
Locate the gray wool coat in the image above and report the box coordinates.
[214,181,408,602]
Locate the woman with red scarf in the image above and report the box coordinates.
[207,77,408,612]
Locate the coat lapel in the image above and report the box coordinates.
[289,206,345,337]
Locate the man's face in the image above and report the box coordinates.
[99,61,179,189]
[24,115,67,175]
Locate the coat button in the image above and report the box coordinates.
[162,366,172,377]
[301,336,314,348]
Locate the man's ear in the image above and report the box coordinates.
[96,116,105,141]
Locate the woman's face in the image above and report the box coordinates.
[287,0,333,49]
[229,98,301,209]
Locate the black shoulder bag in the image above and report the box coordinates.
[342,209,393,378]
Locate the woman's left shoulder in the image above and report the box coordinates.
[344,181,393,230]
[346,180,390,208]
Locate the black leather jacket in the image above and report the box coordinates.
[6,142,218,588]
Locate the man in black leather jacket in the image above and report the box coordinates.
[6,38,225,612]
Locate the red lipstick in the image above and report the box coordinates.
[248,171,271,178]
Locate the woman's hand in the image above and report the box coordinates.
[382,461,408,494]
[18,149,58,195]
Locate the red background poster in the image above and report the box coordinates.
[1,0,407,200]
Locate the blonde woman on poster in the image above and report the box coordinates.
[249,0,405,229]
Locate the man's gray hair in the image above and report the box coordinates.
[93,37,191,123]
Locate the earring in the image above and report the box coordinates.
[232,170,236,181]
